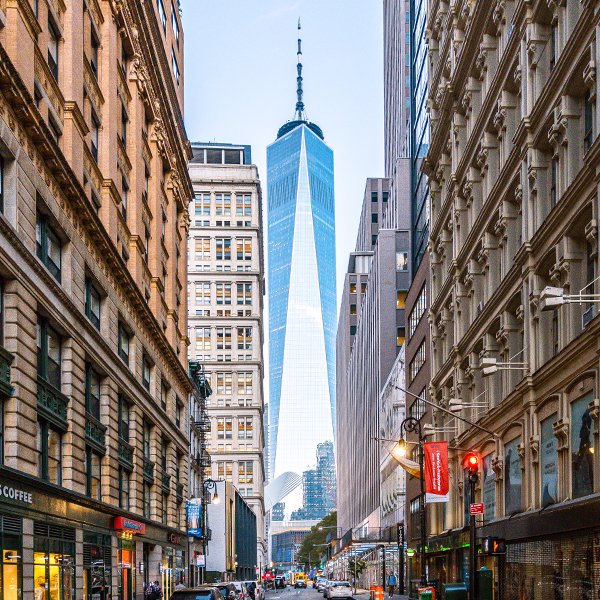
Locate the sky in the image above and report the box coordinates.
[181,0,385,303]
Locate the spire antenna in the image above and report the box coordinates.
[295,17,305,121]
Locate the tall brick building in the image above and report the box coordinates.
[0,0,192,598]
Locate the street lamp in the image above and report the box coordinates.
[204,478,220,504]
[394,416,427,588]
[539,285,600,311]
[480,356,528,376]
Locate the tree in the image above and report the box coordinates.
[347,557,368,577]
[296,511,337,570]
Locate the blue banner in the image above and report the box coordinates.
[186,498,202,537]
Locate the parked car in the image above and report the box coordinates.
[317,579,327,593]
[231,582,249,600]
[323,581,333,597]
[328,582,353,600]
[209,583,238,600]
[275,576,286,590]
[242,581,264,600]
[170,587,224,600]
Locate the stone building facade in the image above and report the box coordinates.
[0,0,193,598]
[187,142,266,568]
[426,0,600,597]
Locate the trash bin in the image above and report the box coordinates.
[443,583,468,600]
[418,586,435,600]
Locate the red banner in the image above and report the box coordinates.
[424,441,449,496]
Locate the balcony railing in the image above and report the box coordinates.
[0,346,14,397]
[85,413,107,453]
[118,439,134,470]
[37,376,68,431]
[142,456,154,482]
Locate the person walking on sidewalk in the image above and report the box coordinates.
[386,572,397,598]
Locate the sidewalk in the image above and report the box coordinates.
[352,589,410,600]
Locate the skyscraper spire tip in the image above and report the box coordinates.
[295,17,305,120]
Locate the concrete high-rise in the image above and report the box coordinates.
[267,23,336,506]
[187,142,266,568]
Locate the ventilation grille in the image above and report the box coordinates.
[34,521,75,541]
[1,514,22,535]
[83,544,112,567]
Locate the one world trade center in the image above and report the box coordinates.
[267,22,336,505]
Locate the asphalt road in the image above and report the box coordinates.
[266,585,354,600]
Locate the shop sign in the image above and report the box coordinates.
[169,533,181,545]
[0,483,33,504]
[196,554,205,567]
[114,516,146,535]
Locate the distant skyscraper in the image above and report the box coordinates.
[267,22,336,502]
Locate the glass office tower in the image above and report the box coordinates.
[267,119,336,488]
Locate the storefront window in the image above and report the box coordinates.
[117,538,135,600]
[83,533,111,600]
[541,413,558,506]
[504,437,522,515]
[33,522,75,600]
[162,547,173,599]
[0,514,22,600]
[572,392,594,500]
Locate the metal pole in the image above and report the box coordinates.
[382,545,386,590]
[398,525,404,595]
[418,430,427,588]
[469,477,476,600]
[353,548,357,596]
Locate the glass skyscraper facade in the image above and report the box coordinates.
[411,0,429,269]
[267,120,336,490]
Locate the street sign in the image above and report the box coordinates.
[469,503,484,515]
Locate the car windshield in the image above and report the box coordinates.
[334,583,350,587]
[170,593,213,600]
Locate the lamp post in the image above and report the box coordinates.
[393,416,427,588]
[201,478,219,584]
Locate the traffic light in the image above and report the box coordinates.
[463,451,480,484]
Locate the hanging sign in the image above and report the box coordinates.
[424,441,450,502]
[186,498,202,537]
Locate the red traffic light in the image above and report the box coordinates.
[463,451,480,474]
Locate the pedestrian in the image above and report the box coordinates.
[386,572,396,598]
[145,581,164,600]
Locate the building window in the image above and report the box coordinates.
[47,19,59,81]
[237,327,252,350]
[175,399,182,429]
[396,252,408,271]
[143,227,150,264]
[195,237,210,260]
[118,395,129,442]
[410,498,420,539]
[217,417,225,439]
[143,483,150,518]
[157,0,166,30]
[350,325,357,336]
[585,90,594,153]
[91,116,99,163]
[350,304,357,315]
[217,327,232,350]
[34,523,75,600]
[216,193,231,215]
[371,191,378,202]
[237,238,252,261]
[171,48,180,86]
[238,372,252,394]
[361,282,367,294]
[119,466,129,510]
[143,421,151,459]
[0,155,4,214]
[142,355,151,391]
[196,327,211,351]
[36,212,62,283]
[239,461,253,484]
[225,417,232,439]
[85,447,102,500]
[216,238,231,261]
[350,282,357,294]
[37,420,62,484]
[236,194,251,216]
[37,318,61,389]
[118,322,129,365]
[90,30,100,77]
[161,381,169,412]
[85,365,101,420]
[120,104,127,146]
[409,342,426,382]
[238,417,253,439]
[172,3,180,46]
[237,283,251,305]
[121,178,128,220]
[550,155,558,206]
[371,234,377,245]
[216,283,232,305]
[572,392,594,499]
[397,327,405,346]
[408,285,427,338]
[409,391,426,420]
[85,277,101,329]
[371,213,378,224]
[195,193,211,218]
[397,291,407,309]
[382,191,389,203]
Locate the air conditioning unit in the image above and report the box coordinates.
[583,305,595,328]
